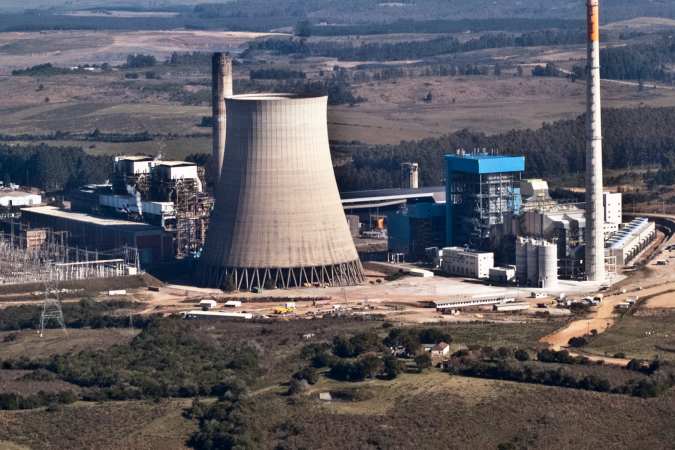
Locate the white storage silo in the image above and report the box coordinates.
[538,242,558,288]
[526,241,539,286]
[515,238,528,285]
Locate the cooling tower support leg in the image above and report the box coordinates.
[196,260,366,290]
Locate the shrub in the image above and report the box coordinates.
[221,274,236,292]
[3,332,18,342]
[614,352,626,359]
[293,367,319,385]
[288,378,310,395]
[263,278,276,290]
[514,349,530,361]
[568,337,588,348]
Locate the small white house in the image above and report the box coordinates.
[283,302,296,308]
[224,300,241,308]
[531,292,548,299]
[430,342,450,356]
[199,299,217,309]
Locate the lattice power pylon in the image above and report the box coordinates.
[39,280,66,337]
[363,296,371,321]
[337,269,349,316]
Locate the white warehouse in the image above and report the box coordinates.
[0,191,41,207]
[440,247,494,279]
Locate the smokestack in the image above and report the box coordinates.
[212,52,233,195]
[585,0,604,281]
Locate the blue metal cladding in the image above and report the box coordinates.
[444,154,525,174]
[445,153,525,247]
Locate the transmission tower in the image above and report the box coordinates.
[337,269,349,316]
[39,280,66,337]
[129,314,134,335]
[363,296,371,321]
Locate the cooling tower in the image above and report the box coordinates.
[196,94,366,290]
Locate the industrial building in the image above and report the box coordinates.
[445,151,525,251]
[439,247,494,279]
[489,267,516,284]
[387,203,446,261]
[605,218,656,266]
[21,206,173,263]
[196,94,365,290]
[0,190,41,207]
[343,186,445,235]
[432,295,514,310]
[71,155,213,259]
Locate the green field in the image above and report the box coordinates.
[584,315,675,361]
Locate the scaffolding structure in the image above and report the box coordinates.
[450,171,519,250]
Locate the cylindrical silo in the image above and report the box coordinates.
[538,242,558,288]
[196,94,366,290]
[515,238,528,285]
[526,241,539,287]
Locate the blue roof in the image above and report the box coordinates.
[445,153,525,174]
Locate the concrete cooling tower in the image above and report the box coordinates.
[196,94,366,290]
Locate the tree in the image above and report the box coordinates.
[414,353,432,372]
[382,355,406,378]
[639,79,645,92]
[221,274,236,292]
[44,97,49,102]
[514,349,530,361]
[568,337,588,348]
[292,367,319,384]
[517,66,523,77]
[494,63,502,76]
[419,328,452,345]
[361,355,383,378]
[425,91,433,101]
[333,335,356,358]
[37,84,43,91]
[294,20,313,37]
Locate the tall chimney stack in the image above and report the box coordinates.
[585,0,604,281]
[212,52,233,195]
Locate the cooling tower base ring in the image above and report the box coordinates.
[197,259,366,290]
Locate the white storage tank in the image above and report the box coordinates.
[515,238,528,285]
[526,241,539,286]
[538,242,558,288]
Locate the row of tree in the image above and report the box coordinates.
[332,106,675,191]
[0,143,110,191]
[600,36,675,81]
[248,30,585,61]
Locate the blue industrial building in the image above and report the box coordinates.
[445,152,525,250]
[387,202,446,260]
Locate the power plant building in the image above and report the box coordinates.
[196,94,365,289]
[445,152,524,250]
